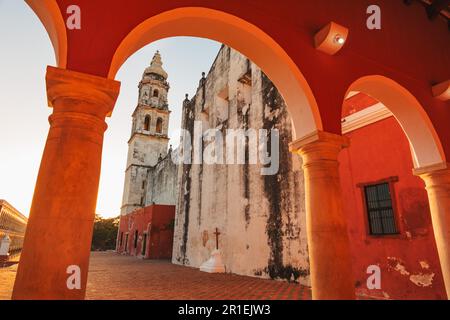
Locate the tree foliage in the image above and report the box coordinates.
[91,214,119,251]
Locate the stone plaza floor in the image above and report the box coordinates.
[0,251,311,300]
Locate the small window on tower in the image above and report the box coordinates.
[153,89,159,97]
[144,116,151,131]
[156,118,163,133]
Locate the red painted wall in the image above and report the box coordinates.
[50,0,450,155]
[339,116,446,299]
[117,205,175,259]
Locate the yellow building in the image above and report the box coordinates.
[0,200,27,258]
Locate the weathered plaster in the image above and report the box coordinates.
[171,46,309,285]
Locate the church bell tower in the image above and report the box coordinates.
[120,51,171,215]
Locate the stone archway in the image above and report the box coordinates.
[107,7,322,141]
[25,0,67,68]
[13,4,335,300]
[19,1,450,301]
[347,75,446,169]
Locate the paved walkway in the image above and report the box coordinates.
[0,251,310,300]
[0,262,17,300]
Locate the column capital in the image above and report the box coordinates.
[46,66,121,118]
[289,130,349,163]
[414,162,450,196]
[413,162,450,177]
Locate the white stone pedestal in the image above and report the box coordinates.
[0,234,11,263]
[200,249,226,273]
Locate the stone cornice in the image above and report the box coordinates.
[125,163,154,172]
[341,102,393,134]
[127,132,170,144]
[290,103,393,153]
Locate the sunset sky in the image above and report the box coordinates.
[0,0,221,218]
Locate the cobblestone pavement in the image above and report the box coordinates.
[0,251,311,300]
[86,252,311,300]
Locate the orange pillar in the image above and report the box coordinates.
[415,164,450,299]
[290,131,355,300]
[12,66,120,300]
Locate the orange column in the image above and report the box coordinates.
[12,66,120,300]
[290,131,355,300]
[415,164,450,299]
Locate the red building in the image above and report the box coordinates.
[116,205,175,259]
[340,93,446,299]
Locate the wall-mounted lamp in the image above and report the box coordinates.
[314,22,349,55]
[432,80,450,101]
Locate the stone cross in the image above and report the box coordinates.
[213,228,220,250]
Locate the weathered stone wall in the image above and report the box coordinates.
[145,151,179,206]
[120,164,151,215]
[172,46,309,285]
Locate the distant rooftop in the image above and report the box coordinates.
[0,199,28,221]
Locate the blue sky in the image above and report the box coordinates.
[0,0,221,218]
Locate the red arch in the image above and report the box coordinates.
[106,7,322,140]
[25,0,67,68]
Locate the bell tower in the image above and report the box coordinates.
[121,51,171,215]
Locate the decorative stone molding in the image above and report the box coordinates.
[289,130,349,156]
[341,102,393,134]
[46,66,121,118]
[413,162,450,176]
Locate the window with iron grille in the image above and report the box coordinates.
[364,182,398,235]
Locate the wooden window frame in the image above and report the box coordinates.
[357,176,403,239]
